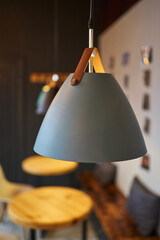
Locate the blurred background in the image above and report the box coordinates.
[2,0,160,239]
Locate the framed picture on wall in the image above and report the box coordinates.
[142,93,150,110]
[123,74,129,88]
[141,154,150,170]
[141,46,153,65]
[143,118,151,134]
[144,69,151,87]
[122,52,130,66]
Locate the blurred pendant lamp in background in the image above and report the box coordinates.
[34,0,147,162]
[36,79,58,115]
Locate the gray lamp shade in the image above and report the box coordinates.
[34,73,147,163]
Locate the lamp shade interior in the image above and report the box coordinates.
[34,73,147,163]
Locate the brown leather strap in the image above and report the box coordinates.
[71,48,94,86]
[71,47,105,86]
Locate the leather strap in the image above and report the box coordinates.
[71,47,105,86]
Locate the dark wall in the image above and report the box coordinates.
[0,0,98,186]
[0,0,53,184]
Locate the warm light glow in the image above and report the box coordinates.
[42,85,50,92]
[52,74,59,82]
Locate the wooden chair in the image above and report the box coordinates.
[0,164,32,222]
[0,232,19,240]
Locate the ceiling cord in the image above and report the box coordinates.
[88,0,94,29]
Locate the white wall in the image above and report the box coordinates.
[99,0,160,196]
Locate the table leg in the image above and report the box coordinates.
[30,229,36,240]
[82,220,87,240]
[21,227,28,240]
[0,202,7,222]
[36,229,44,239]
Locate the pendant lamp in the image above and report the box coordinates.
[36,83,58,115]
[34,0,147,163]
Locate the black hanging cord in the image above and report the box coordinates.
[88,0,94,29]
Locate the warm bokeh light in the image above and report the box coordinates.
[42,85,50,92]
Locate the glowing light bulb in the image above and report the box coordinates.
[52,74,59,82]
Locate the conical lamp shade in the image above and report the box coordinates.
[34,73,147,162]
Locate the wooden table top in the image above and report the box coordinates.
[22,155,78,176]
[8,186,92,230]
[0,232,19,240]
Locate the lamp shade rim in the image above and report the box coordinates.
[69,72,113,76]
[33,149,147,163]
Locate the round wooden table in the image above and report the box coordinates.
[22,155,78,176]
[8,186,92,240]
